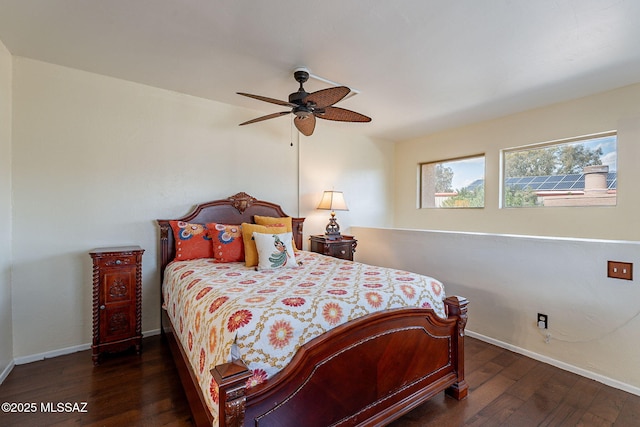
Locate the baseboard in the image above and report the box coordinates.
[467,330,640,397]
[145,328,161,337]
[0,359,15,385]
[13,328,162,366]
[14,343,90,365]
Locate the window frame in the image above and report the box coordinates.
[500,131,617,209]
[419,154,486,209]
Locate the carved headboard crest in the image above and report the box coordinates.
[228,192,257,214]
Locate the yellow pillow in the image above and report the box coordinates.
[241,223,287,267]
[254,216,297,250]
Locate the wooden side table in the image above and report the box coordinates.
[309,235,357,261]
[89,245,144,365]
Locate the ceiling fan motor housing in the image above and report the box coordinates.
[289,91,308,105]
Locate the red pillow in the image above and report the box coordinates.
[207,223,244,263]
[170,221,213,260]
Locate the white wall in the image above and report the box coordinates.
[299,125,394,244]
[365,84,640,393]
[394,84,640,241]
[0,40,13,379]
[9,57,394,359]
[353,227,640,393]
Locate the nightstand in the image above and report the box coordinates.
[309,235,357,261]
[89,246,144,365]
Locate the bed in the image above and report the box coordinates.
[157,192,468,427]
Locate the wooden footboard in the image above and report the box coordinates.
[211,295,468,427]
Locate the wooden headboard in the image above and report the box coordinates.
[157,192,304,274]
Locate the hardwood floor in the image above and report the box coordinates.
[1,335,638,426]
[0,335,192,427]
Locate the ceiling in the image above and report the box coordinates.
[1,0,640,141]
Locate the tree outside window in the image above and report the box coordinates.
[420,155,485,208]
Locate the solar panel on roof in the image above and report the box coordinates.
[570,180,585,190]
[465,172,615,192]
[554,182,574,190]
[539,183,557,190]
[560,174,581,182]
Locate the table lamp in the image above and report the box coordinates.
[317,190,348,240]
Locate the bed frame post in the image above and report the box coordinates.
[211,360,252,427]
[444,295,469,400]
[158,222,171,283]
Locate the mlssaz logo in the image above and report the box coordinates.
[40,402,88,413]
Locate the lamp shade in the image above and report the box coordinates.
[317,191,348,211]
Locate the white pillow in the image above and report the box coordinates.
[252,232,298,270]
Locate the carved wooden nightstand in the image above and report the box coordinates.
[90,246,144,365]
[309,235,357,261]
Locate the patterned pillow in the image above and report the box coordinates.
[252,232,298,270]
[207,223,244,263]
[169,221,213,260]
[241,223,287,267]
[254,215,298,250]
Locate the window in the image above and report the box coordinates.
[420,155,485,208]
[502,132,617,208]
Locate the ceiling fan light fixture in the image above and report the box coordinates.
[293,106,312,118]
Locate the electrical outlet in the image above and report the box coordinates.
[537,313,548,329]
[608,261,633,280]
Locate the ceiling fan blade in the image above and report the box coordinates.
[294,115,316,136]
[239,111,291,126]
[316,106,371,122]
[237,92,295,107]
[304,86,351,109]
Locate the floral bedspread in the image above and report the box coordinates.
[162,250,446,422]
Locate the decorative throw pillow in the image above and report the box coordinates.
[252,232,298,270]
[254,215,298,250]
[169,221,213,260]
[241,223,287,267]
[206,223,244,263]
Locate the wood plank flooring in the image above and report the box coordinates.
[1,335,638,426]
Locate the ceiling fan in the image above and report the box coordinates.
[237,69,371,136]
